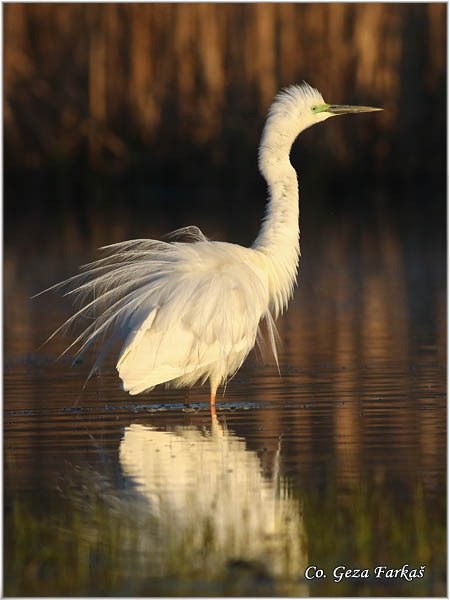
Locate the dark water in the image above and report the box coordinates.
[4,200,446,596]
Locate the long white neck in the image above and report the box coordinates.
[252,113,303,318]
[251,83,328,317]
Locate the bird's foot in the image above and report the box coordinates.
[184,389,191,409]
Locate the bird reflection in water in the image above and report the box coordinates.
[119,415,308,590]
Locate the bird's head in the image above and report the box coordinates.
[259,82,382,179]
[267,82,382,135]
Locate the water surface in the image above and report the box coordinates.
[5,204,445,596]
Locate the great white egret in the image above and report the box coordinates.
[38,83,381,411]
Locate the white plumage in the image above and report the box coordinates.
[39,83,380,408]
[115,236,271,395]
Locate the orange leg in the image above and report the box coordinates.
[210,389,216,418]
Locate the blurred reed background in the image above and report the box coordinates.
[4,3,446,245]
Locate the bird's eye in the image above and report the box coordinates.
[311,106,316,112]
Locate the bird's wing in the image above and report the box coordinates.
[115,242,269,394]
[38,234,276,392]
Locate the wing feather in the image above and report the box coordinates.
[40,230,278,393]
[116,244,270,393]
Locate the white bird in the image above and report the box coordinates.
[39,83,381,412]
